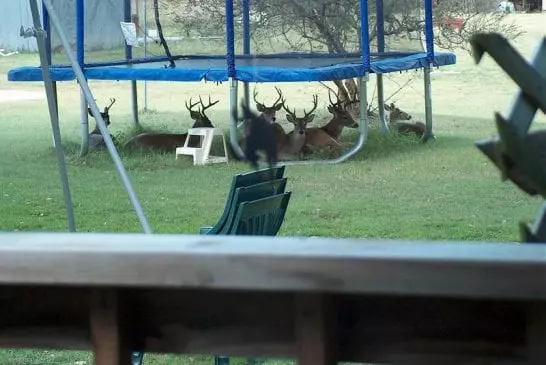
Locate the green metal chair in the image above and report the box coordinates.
[200,166,286,235]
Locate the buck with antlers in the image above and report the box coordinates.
[87,97,116,149]
[124,96,219,152]
[279,95,319,159]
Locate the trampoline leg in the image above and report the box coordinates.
[229,77,245,159]
[131,80,139,126]
[242,81,250,123]
[376,73,389,134]
[423,65,435,142]
[79,85,89,157]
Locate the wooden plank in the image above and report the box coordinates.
[0,232,545,299]
[294,294,336,365]
[89,289,132,365]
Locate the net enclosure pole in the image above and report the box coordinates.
[242,0,251,117]
[126,0,140,126]
[423,0,435,141]
[227,0,246,159]
[40,0,153,234]
[28,0,76,233]
[76,0,90,157]
[375,0,389,134]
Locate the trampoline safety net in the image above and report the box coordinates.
[45,0,429,67]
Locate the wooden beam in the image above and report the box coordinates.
[0,232,545,300]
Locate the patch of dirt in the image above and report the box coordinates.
[0,89,45,103]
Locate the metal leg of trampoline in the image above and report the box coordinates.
[29,0,76,233]
[376,73,389,134]
[79,86,89,157]
[243,80,250,122]
[229,77,246,159]
[40,0,152,234]
[131,80,139,126]
[280,74,369,166]
[423,65,435,142]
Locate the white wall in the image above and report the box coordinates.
[0,0,42,52]
[0,0,126,53]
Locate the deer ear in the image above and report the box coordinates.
[274,103,283,111]
[307,115,315,123]
[327,106,334,113]
[256,103,265,112]
[286,114,295,124]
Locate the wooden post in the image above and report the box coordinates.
[294,294,337,365]
[526,302,546,365]
[89,289,132,365]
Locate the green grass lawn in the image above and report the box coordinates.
[1,11,546,365]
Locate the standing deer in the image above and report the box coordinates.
[87,97,116,149]
[124,96,219,152]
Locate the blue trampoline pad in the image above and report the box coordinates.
[8,52,456,83]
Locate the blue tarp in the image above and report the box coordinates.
[8,52,456,83]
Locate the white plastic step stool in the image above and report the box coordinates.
[175,127,228,166]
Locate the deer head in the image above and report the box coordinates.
[185,95,219,128]
[327,90,358,129]
[253,87,285,122]
[385,102,412,122]
[283,94,319,136]
[87,97,116,127]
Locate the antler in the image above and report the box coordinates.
[185,97,200,112]
[328,89,343,109]
[198,95,220,115]
[283,94,319,119]
[303,94,319,118]
[253,89,265,109]
[104,97,116,113]
[272,86,285,108]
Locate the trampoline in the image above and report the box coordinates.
[7,0,457,161]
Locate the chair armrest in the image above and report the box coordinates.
[199,226,214,235]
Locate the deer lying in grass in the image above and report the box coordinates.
[233,93,316,166]
[124,96,219,152]
[384,103,426,138]
[276,95,318,160]
[87,97,116,149]
[303,91,359,153]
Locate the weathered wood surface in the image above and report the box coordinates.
[0,232,545,364]
[0,232,546,299]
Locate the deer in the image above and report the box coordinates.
[384,102,427,138]
[87,97,116,149]
[279,95,319,159]
[299,91,359,153]
[124,96,219,152]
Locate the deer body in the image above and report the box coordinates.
[384,102,428,138]
[125,96,218,152]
